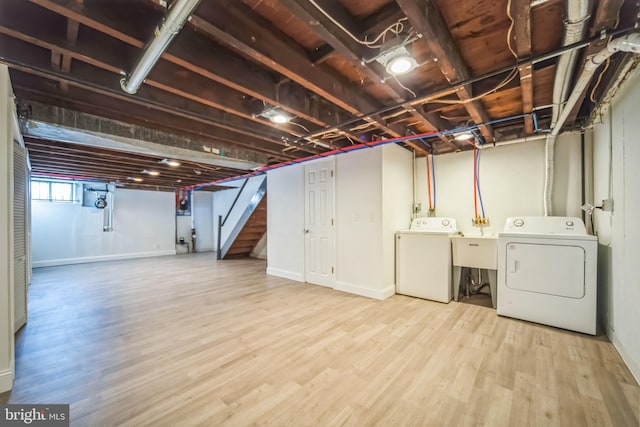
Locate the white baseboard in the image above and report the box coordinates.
[608,326,640,384]
[266,267,303,282]
[335,281,395,300]
[0,366,14,393]
[32,250,177,268]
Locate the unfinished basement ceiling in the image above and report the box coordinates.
[0,0,638,190]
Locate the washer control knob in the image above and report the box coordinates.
[442,219,450,227]
[566,220,574,227]
[514,218,524,227]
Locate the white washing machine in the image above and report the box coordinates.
[497,216,597,335]
[395,217,458,303]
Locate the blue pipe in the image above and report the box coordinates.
[188,112,532,189]
[431,151,436,209]
[533,112,539,133]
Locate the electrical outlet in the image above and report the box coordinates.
[602,198,614,212]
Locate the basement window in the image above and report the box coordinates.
[31,179,81,203]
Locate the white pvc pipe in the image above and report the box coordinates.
[545,0,589,216]
[476,134,546,149]
[120,0,201,94]
[545,32,640,215]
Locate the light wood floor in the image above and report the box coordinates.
[1,253,638,426]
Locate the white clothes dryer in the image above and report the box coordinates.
[497,217,597,335]
[395,217,458,303]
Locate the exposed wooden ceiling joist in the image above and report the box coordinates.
[396,0,495,142]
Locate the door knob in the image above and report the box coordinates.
[304,229,310,234]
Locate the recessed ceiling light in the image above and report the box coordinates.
[259,107,292,124]
[376,46,418,76]
[127,177,143,182]
[141,169,160,176]
[454,132,474,141]
[160,159,181,167]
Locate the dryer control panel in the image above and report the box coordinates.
[410,217,458,232]
[503,216,587,235]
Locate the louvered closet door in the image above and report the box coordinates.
[13,142,27,332]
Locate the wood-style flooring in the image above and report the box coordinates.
[1,253,638,426]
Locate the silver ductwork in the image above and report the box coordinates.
[544,32,640,215]
[120,0,201,94]
[544,0,589,216]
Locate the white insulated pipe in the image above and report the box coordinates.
[120,0,201,94]
[544,0,589,216]
[544,32,640,215]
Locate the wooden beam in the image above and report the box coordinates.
[511,0,534,135]
[27,0,353,131]
[0,16,315,151]
[276,0,446,154]
[396,0,494,142]
[2,52,308,160]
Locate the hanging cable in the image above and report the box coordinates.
[426,155,433,210]
[307,0,408,48]
[476,148,486,218]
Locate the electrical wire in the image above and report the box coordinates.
[506,0,519,60]
[425,68,519,105]
[426,155,433,210]
[307,0,407,48]
[393,76,417,98]
[589,57,611,103]
[288,121,310,133]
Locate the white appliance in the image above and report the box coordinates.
[451,235,498,308]
[395,217,458,303]
[497,216,597,335]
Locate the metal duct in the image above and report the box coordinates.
[544,0,589,216]
[120,0,201,94]
[545,32,640,215]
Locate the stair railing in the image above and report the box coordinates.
[217,177,267,259]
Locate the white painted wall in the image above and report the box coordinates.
[382,144,414,289]
[414,133,581,235]
[266,165,304,281]
[335,148,384,297]
[0,65,15,392]
[591,66,640,382]
[267,144,412,299]
[192,191,213,252]
[32,189,176,267]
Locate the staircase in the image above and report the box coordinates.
[224,196,266,258]
[217,176,267,260]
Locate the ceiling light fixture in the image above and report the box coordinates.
[454,132,475,141]
[127,177,143,182]
[259,106,292,124]
[160,159,181,167]
[141,169,160,176]
[376,46,418,76]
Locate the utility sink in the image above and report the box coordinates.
[451,235,498,269]
[451,235,499,308]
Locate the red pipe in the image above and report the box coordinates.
[184,129,440,190]
[473,146,478,219]
[426,155,432,210]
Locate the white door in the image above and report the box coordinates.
[304,159,335,287]
[13,142,28,332]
